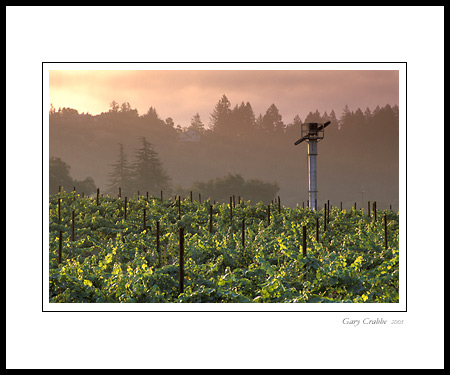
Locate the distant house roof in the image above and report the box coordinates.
[178,128,200,142]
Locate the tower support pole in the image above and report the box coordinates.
[308,139,318,210]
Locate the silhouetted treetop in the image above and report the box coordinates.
[209,94,232,133]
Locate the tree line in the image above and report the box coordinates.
[49,95,399,208]
[50,95,398,139]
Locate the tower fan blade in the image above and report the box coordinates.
[317,120,331,131]
[294,137,306,145]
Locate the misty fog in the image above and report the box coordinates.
[49,97,399,211]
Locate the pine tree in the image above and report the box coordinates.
[189,113,205,134]
[131,136,171,196]
[262,103,284,133]
[329,109,339,129]
[304,109,323,124]
[209,94,232,133]
[340,104,352,128]
[107,143,132,196]
[230,101,256,138]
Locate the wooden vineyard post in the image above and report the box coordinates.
[368,201,371,218]
[58,198,61,223]
[327,200,330,224]
[316,217,319,242]
[230,197,233,224]
[373,201,377,222]
[124,197,128,220]
[58,230,63,264]
[190,191,193,202]
[119,187,121,198]
[209,204,213,234]
[384,214,388,249]
[156,221,160,266]
[179,227,185,295]
[71,210,75,241]
[242,218,245,248]
[267,205,271,226]
[324,203,327,232]
[302,225,307,257]
[143,208,146,231]
[96,188,100,206]
[178,196,181,220]
[278,196,281,214]
[160,190,163,202]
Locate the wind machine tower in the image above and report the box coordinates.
[294,121,332,210]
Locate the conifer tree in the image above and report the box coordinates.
[131,136,171,196]
[209,94,232,133]
[189,113,205,134]
[262,103,284,133]
[107,143,132,196]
